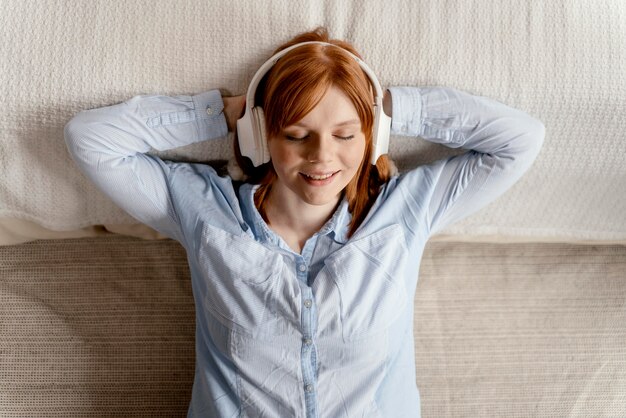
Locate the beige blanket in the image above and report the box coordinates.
[1,0,625,243]
[1,236,624,416]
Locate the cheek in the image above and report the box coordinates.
[268,140,297,173]
[347,136,367,168]
[268,139,283,163]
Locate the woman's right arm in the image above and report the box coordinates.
[64,90,228,243]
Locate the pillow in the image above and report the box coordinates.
[2,0,625,243]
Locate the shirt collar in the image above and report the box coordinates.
[326,198,350,244]
[239,183,351,246]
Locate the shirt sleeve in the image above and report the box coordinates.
[64,90,228,243]
[387,86,545,236]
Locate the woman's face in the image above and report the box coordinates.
[268,86,366,207]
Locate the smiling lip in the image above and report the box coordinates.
[299,170,339,186]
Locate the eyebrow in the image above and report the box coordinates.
[292,119,361,128]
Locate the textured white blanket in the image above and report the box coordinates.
[1,0,625,242]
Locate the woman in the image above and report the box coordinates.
[65,28,544,418]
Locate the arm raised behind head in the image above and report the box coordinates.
[387,86,545,235]
[64,90,229,243]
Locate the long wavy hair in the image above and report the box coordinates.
[234,27,393,238]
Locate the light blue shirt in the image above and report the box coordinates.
[65,86,544,418]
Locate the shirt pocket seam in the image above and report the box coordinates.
[324,224,409,341]
[198,223,283,336]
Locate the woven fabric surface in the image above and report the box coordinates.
[0,0,625,242]
[414,241,626,417]
[0,236,195,417]
[0,235,624,417]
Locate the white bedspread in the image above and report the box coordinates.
[1,0,625,242]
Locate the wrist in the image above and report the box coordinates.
[223,95,246,132]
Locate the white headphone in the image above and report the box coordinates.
[236,41,391,167]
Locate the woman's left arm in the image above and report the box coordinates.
[386,86,545,236]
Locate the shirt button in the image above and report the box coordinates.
[298,264,306,272]
[303,299,312,308]
[305,384,314,393]
[303,338,313,345]
[206,106,213,115]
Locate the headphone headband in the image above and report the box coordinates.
[237,40,390,166]
[243,41,384,112]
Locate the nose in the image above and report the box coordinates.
[305,134,334,163]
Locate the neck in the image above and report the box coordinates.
[263,185,340,252]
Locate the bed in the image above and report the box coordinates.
[1,1,625,416]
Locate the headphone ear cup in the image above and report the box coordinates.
[371,104,391,165]
[253,107,270,164]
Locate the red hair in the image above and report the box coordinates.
[234,27,393,238]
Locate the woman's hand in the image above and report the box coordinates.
[223,95,246,132]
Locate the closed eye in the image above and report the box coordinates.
[285,135,309,141]
[284,134,355,141]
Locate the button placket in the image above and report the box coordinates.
[300,289,317,415]
[296,261,308,285]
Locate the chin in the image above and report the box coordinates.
[300,190,343,206]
